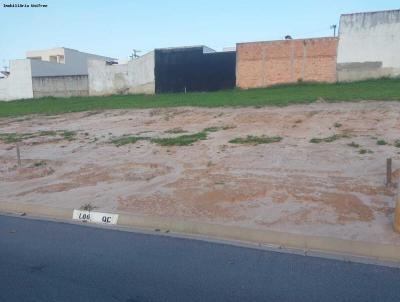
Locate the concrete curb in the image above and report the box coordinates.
[1,201,400,264]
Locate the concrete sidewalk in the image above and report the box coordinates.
[1,201,400,266]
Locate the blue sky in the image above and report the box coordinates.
[0,0,398,65]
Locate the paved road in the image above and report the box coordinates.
[0,215,399,302]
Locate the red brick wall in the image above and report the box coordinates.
[236,38,338,89]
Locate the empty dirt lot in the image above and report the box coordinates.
[1,101,400,244]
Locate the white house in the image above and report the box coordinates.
[0,47,116,101]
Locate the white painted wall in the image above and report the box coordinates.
[1,48,116,101]
[30,48,116,77]
[88,51,155,95]
[337,9,400,81]
[0,60,33,101]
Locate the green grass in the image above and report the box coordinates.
[60,130,77,141]
[203,126,236,132]
[395,140,400,148]
[203,127,222,132]
[1,78,399,117]
[0,130,77,143]
[310,134,350,143]
[111,129,214,147]
[151,132,207,146]
[0,132,36,143]
[229,135,282,145]
[110,126,234,147]
[376,139,387,145]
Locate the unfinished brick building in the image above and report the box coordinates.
[236,37,338,89]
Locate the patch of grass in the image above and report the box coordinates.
[395,140,400,148]
[110,135,149,147]
[111,130,210,147]
[38,130,58,136]
[203,127,221,132]
[1,78,400,117]
[0,132,36,143]
[203,125,236,132]
[60,130,77,141]
[334,122,342,128]
[376,139,387,145]
[229,135,282,145]
[151,132,207,146]
[0,130,76,144]
[310,134,350,143]
[222,125,236,130]
[347,142,360,148]
[359,149,373,154]
[31,161,46,167]
[165,127,187,134]
[80,203,97,211]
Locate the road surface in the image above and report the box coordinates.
[0,214,399,302]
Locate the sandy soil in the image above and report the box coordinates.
[1,101,400,244]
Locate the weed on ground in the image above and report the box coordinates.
[229,135,282,145]
[165,128,187,134]
[0,130,77,144]
[110,136,149,147]
[347,142,360,148]
[151,132,207,146]
[310,134,351,143]
[359,149,374,154]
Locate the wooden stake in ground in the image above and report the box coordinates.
[386,158,392,187]
[16,143,21,167]
[394,181,400,233]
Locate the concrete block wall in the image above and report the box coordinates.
[337,9,400,82]
[0,60,33,101]
[236,37,338,89]
[88,51,155,96]
[32,75,88,98]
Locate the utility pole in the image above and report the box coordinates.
[330,24,337,37]
[129,49,142,60]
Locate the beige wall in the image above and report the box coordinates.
[88,51,155,96]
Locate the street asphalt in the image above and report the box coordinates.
[0,214,399,302]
